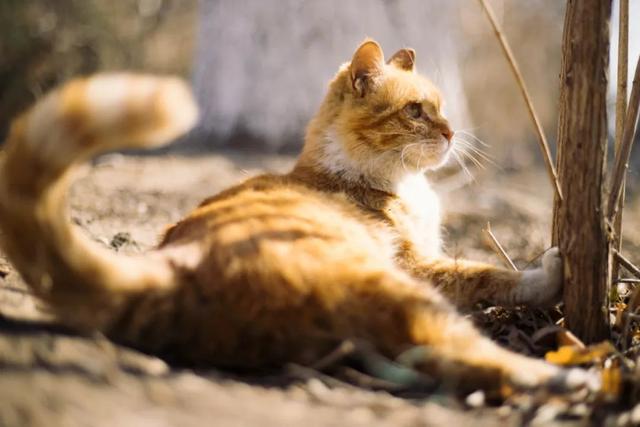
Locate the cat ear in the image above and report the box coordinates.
[387,48,416,72]
[349,39,384,97]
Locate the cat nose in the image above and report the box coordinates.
[442,128,454,142]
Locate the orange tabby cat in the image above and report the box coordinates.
[0,40,588,393]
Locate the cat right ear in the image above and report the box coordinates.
[387,48,416,72]
[349,39,384,97]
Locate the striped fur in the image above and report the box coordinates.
[0,43,590,394]
[0,74,197,330]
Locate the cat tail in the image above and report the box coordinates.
[0,73,198,331]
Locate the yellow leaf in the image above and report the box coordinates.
[545,341,615,366]
[614,302,627,328]
[601,360,622,400]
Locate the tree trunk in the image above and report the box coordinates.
[552,0,612,343]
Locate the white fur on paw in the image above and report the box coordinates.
[509,360,561,390]
[549,367,601,393]
[541,247,563,296]
[513,247,563,307]
[509,363,598,393]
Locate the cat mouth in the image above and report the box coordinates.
[397,137,452,171]
[422,136,451,157]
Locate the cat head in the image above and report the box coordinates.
[303,39,454,188]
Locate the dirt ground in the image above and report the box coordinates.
[1,151,639,427]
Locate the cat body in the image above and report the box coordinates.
[0,40,585,392]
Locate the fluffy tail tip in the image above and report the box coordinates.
[109,74,200,149]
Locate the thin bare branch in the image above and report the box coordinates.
[608,54,640,220]
[616,278,640,284]
[482,222,518,271]
[477,0,563,201]
[612,0,629,281]
[613,249,640,280]
[310,340,356,371]
[615,0,629,150]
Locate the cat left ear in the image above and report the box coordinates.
[387,48,416,72]
[350,39,384,97]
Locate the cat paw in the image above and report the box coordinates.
[548,367,601,393]
[513,247,563,307]
[541,247,563,297]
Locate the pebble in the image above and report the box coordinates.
[465,390,485,408]
[630,403,640,425]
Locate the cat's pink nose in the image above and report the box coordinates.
[442,128,454,142]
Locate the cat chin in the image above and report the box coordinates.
[426,151,452,170]
[398,147,451,172]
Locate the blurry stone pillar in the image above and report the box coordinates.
[190,0,470,151]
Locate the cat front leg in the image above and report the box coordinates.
[509,247,563,307]
[399,248,563,310]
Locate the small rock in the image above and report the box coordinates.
[617,412,631,427]
[137,203,149,215]
[568,403,590,418]
[497,405,512,418]
[110,232,134,251]
[531,402,569,425]
[630,403,640,425]
[465,390,485,408]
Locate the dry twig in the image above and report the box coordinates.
[310,340,356,371]
[482,222,518,271]
[613,249,640,279]
[608,54,640,220]
[612,0,629,272]
[477,0,563,201]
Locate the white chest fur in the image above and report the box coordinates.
[394,173,442,258]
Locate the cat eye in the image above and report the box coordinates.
[404,102,423,119]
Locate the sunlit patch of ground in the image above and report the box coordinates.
[1,152,639,426]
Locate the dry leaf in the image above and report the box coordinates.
[545,341,615,366]
[614,302,627,329]
[628,285,640,315]
[500,382,516,400]
[601,360,622,400]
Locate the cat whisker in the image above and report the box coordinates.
[456,147,486,170]
[455,126,482,133]
[400,144,411,172]
[453,142,484,167]
[455,130,491,148]
[452,137,501,172]
[454,138,498,167]
[417,143,425,170]
[452,150,476,182]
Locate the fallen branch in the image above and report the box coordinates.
[310,340,356,371]
[477,0,563,201]
[608,53,640,220]
[482,222,518,271]
[613,249,640,279]
[615,278,640,284]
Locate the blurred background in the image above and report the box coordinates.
[0,0,638,176]
[5,3,640,422]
